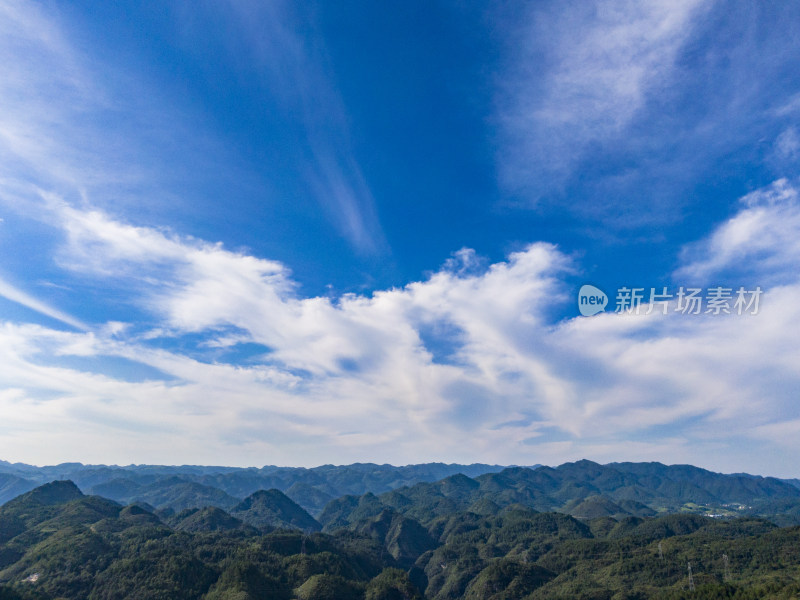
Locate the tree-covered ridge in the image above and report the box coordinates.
[230,489,322,532]
[3,460,798,523]
[0,462,512,514]
[319,461,800,529]
[1,479,800,599]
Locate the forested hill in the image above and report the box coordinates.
[319,460,800,529]
[2,478,800,599]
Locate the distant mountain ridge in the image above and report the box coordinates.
[0,461,513,513]
[319,460,800,528]
[2,459,800,528]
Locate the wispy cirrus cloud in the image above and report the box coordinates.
[210,1,388,255]
[497,0,706,203]
[494,1,800,232]
[0,276,86,330]
[0,0,384,257]
[0,0,97,189]
[0,0,207,224]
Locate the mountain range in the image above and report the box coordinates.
[2,468,800,599]
[2,459,800,528]
[0,461,510,514]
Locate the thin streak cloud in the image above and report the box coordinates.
[220,1,388,255]
[0,276,86,330]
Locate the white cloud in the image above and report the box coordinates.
[675,179,800,284]
[0,199,582,464]
[497,0,706,200]
[3,184,800,475]
[774,127,800,163]
[773,92,800,117]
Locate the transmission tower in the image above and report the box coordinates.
[723,553,730,582]
[687,562,695,591]
[658,541,663,562]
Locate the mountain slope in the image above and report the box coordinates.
[169,506,254,533]
[231,489,321,532]
[88,476,240,513]
[0,474,37,506]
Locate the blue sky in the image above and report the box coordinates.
[1,0,800,475]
